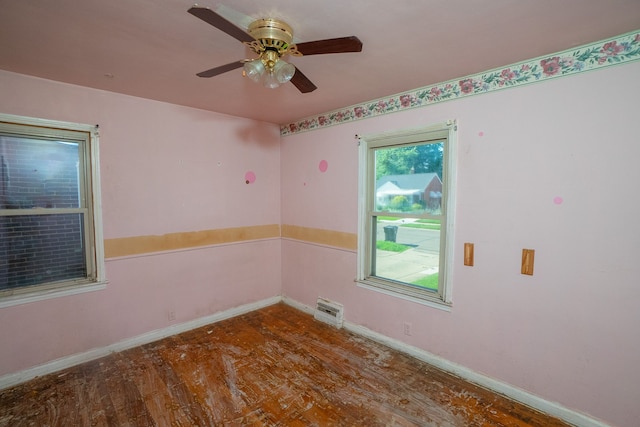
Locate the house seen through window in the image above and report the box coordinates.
[0,114,105,304]
[358,122,456,307]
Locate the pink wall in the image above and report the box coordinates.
[280,61,640,427]
[1,59,639,426]
[0,70,282,374]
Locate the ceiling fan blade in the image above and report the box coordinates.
[295,36,363,56]
[188,6,254,43]
[196,61,245,78]
[290,67,317,93]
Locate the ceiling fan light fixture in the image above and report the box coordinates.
[274,59,295,83]
[262,72,281,89]
[243,59,265,82]
[244,49,294,89]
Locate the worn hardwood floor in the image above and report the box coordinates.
[0,303,571,426]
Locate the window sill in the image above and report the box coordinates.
[356,279,452,312]
[0,281,108,308]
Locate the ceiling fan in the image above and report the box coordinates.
[188,6,363,93]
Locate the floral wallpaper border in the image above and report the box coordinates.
[281,30,640,136]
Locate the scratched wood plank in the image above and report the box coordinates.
[115,346,194,426]
[78,360,120,426]
[0,303,571,426]
[102,351,156,426]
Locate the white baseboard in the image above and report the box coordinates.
[281,296,608,427]
[0,296,281,391]
[283,296,315,315]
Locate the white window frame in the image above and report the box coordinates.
[0,113,106,308]
[356,120,457,310]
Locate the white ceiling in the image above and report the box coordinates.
[1,0,639,125]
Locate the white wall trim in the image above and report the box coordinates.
[281,296,608,427]
[0,281,108,309]
[0,296,281,391]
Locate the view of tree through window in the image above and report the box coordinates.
[376,143,443,181]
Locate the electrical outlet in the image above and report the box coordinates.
[168,311,176,321]
[403,322,412,336]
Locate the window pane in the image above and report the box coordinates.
[0,214,87,289]
[373,216,441,292]
[0,136,81,209]
[372,142,444,291]
[374,142,444,214]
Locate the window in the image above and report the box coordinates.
[357,121,456,309]
[0,114,105,306]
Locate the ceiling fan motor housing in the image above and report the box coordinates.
[245,18,301,56]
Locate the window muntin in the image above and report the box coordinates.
[0,116,104,301]
[358,122,456,307]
